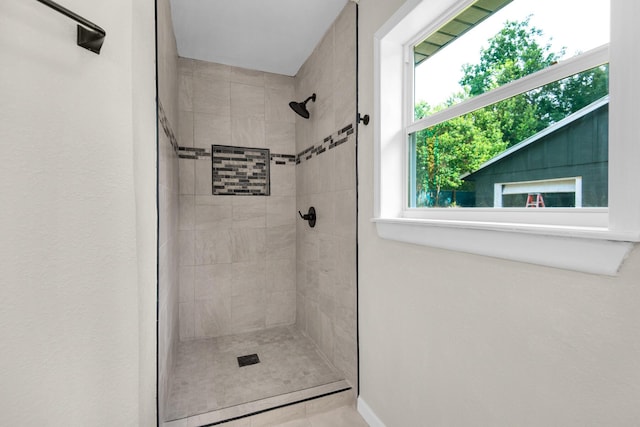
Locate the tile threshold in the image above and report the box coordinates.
[164,379,351,427]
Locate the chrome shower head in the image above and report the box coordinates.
[289,93,316,119]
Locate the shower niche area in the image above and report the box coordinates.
[157,0,358,424]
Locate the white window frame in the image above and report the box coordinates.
[373,0,640,275]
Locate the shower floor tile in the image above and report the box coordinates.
[165,325,344,422]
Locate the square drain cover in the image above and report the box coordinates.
[237,353,260,367]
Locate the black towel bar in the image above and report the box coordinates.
[35,0,106,54]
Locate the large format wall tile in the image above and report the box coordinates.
[294,1,358,392]
[195,230,233,265]
[177,60,297,339]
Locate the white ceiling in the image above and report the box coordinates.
[169,0,350,77]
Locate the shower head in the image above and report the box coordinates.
[289,93,316,119]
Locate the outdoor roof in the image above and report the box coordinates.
[461,95,610,179]
[414,0,514,66]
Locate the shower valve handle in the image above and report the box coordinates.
[298,207,316,228]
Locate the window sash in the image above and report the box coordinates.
[406,44,609,135]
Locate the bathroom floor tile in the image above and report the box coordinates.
[165,325,344,422]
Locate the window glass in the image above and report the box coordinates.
[413,0,610,119]
[408,0,610,209]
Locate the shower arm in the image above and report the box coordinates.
[35,0,106,54]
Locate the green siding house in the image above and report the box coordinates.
[462,97,609,208]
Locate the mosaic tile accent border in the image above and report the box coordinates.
[178,146,211,160]
[212,145,270,196]
[296,123,355,165]
[175,121,355,166]
[158,101,178,153]
[177,148,297,165]
[271,153,297,165]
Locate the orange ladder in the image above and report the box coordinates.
[525,193,545,208]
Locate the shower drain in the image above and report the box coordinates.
[237,353,260,367]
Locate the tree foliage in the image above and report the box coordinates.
[413,17,609,206]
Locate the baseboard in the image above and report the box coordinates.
[357,397,386,427]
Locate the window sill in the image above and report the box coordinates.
[372,217,637,275]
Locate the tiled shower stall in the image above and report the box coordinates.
[157,0,358,423]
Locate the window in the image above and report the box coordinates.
[373,0,640,275]
[409,0,609,209]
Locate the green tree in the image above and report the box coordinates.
[460,17,563,96]
[459,17,565,146]
[414,101,505,206]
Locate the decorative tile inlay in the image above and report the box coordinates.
[178,146,210,160]
[174,120,354,174]
[212,145,270,196]
[296,123,354,165]
[271,153,297,165]
[158,101,179,153]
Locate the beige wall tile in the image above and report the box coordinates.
[179,302,194,340]
[195,204,233,231]
[194,230,232,264]
[318,311,335,363]
[305,301,322,348]
[311,192,335,235]
[267,196,296,227]
[231,83,265,119]
[196,194,233,206]
[195,263,231,300]
[266,257,296,293]
[231,117,266,148]
[232,197,266,229]
[296,291,307,331]
[232,261,266,297]
[179,230,195,266]
[232,228,267,262]
[193,76,230,115]
[317,147,336,193]
[193,60,230,81]
[178,74,193,112]
[266,290,296,327]
[265,121,296,154]
[178,57,194,77]
[194,159,212,195]
[178,110,194,148]
[333,142,356,191]
[266,225,296,260]
[179,266,195,303]
[178,159,195,195]
[271,165,296,197]
[179,195,195,230]
[231,293,266,333]
[195,298,222,338]
[265,72,294,90]
[333,190,356,237]
[266,87,295,124]
[194,112,231,149]
[230,66,265,87]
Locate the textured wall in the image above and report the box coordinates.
[177,60,298,339]
[357,1,640,426]
[295,2,359,390]
[0,0,156,425]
